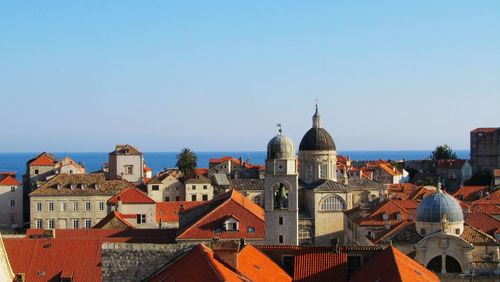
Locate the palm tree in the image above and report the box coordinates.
[176,148,197,176]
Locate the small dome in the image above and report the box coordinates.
[299,128,336,151]
[416,187,464,223]
[267,133,296,159]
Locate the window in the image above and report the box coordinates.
[247,227,255,234]
[192,185,196,190]
[396,213,402,220]
[69,170,73,174]
[85,202,91,211]
[137,214,146,224]
[202,195,208,201]
[34,169,39,175]
[203,185,208,190]
[175,186,179,191]
[60,202,67,212]
[10,186,15,192]
[84,219,92,229]
[191,195,197,201]
[99,202,105,211]
[253,196,261,206]
[73,202,79,211]
[152,185,160,191]
[279,235,284,244]
[36,202,42,211]
[35,219,43,229]
[47,219,55,229]
[455,228,460,235]
[320,164,328,179]
[175,196,180,201]
[72,219,79,229]
[382,213,389,220]
[10,200,16,207]
[320,196,345,211]
[420,228,426,235]
[279,217,283,225]
[48,202,54,211]
[125,165,133,175]
[215,228,222,234]
[299,228,311,239]
[165,196,170,202]
[9,214,16,224]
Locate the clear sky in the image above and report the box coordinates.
[0,1,499,152]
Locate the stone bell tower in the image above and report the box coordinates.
[264,126,299,245]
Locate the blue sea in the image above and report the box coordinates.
[0,150,470,180]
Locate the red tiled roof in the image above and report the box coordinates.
[471,128,498,133]
[4,238,102,281]
[25,228,177,244]
[357,200,418,226]
[108,187,155,204]
[452,186,489,202]
[177,190,265,240]
[435,159,467,169]
[474,189,500,205]
[0,175,21,186]
[371,220,415,244]
[156,201,204,223]
[92,211,137,229]
[144,167,152,172]
[470,202,500,215]
[350,246,439,282]
[466,212,500,238]
[294,252,347,282]
[238,244,292,282]
[209,156,241,165]
[378,163,402,176]
[29,153,56,166]
[194,168,209,175]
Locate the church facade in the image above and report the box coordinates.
[264,106,386,246]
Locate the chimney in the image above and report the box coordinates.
[117,196,122,212]
[211,240,240,270]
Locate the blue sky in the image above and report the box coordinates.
[0,1,499,152]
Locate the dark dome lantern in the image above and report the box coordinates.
[299,105,336,151]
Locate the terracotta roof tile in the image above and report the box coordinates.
[461,225,497,244]
[28,153,56,166]
[209,156,242,165]
[294,252,348,282]
[238,245,292,282]
[156,201,204,223]
[350,246,439,282]
[0,175,21,186]
[92,211,137,229]
[465,212,500,238]
[108,187,155,204]
[452,186,489,202]
[471,127,498,133]
[110,144,142,155]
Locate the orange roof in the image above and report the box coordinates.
[350,246,439,282]
[472,127,498,133]
[156,201,204,223]
[177,190,265,240]
[466,212,500,238]
[4,238,102,281]
[150,243,291,282]
[474,189,500,205]
[378,163,402,176]
[357,200,418,226]
[0,174,21,186]
[92,210,137,229]
[29,153,56,166]
[144,167,152,172]
[294,251,348,281]
[108,187,155,204]
[470,202,500,215]
[452,186,489,202]
[209,156,241,165]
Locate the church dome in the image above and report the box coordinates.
[267,132,296,160]
[416,185,464,223]
[299,105,336,151]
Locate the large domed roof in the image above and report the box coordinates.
[416,185,464,223]
[299,128,336,151]
[299,105,336,151]
[267,132,296,159]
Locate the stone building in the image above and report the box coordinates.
[0,173,23,231]
[29,173,130,229]
[106,187,157,228]
[108,144,145,183]
[263,106,386,246]
[471,127,500,173]
[146,170,184,202]
[184,173,214,202]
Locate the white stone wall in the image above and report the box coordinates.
[147,176,184,202]
[0,234,13,282]
[0,184,23,230]
[118,203,156,226]
[298,150,337,184]
[185,182,213,202]
[109,154,144,183]
[30,195,111,229]
[313,192,349,245]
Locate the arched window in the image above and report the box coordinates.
[320,195,345,211]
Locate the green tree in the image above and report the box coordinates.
[465,169,492,186]
[176,148,197,176]
[430,144,457,160]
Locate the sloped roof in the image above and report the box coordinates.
[354,200,419,226]
[108,187,155,204]
[471,128,498,133]
[465,212,500,238]
[350,246,439,282]
[469,202,500,215]
[230,178,264,191]
[371,220,420,244]
[4,238,102,281]
[148,170,179,185]
[474,189,500,205]
[294,252,348,282]
[461,225,497,244]
[30,173,130,196]
[109,144,142,155]
[92,211,137,229]
[300,178,385,192]
[0,175,21,186]
[149,244,245,282]
[238,244,292,282]
[209,156,241,165]
[28,152,56,166]
[453,186,489,202]
[156,201,204,223]
[177,190,265,240]
[378,163,402,176]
